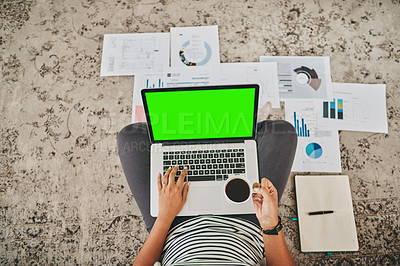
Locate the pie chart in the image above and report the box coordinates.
[305,142,323,159]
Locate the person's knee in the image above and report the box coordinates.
[118,139,150,153]
[117,123,150,153]
[258,120,296,135]
[275,120,296,135]
[276,121,298,150]
[117,123,149,146]
[118,123,147,138]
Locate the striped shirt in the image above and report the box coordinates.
[161,216,265,266]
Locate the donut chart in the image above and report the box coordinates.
[294,66,322,91]
[305,142,323,159]
[179,40,212,66]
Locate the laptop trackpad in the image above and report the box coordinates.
[189,187,221,211]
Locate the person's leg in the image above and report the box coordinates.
[117,120,297,230]
[117,123,156,231]
[256,120,298,201]
[117,123,193,231]
[228,120,298,226]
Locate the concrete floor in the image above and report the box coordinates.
[1,0,399,264]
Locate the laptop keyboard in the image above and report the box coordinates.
[163,149,245,182]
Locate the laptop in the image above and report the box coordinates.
[141,84,260,217]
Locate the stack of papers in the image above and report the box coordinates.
[131,63,279,122]
[100,26,281,121]
[100,25,388,174]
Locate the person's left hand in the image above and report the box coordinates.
[157,165,190,223]
[252,178,279,229]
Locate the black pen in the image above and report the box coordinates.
[308,210,334,216]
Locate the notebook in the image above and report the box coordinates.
[295,175,359,252]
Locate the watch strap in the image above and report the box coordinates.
[261,216,282,235]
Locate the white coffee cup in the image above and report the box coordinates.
[224,177,251,204]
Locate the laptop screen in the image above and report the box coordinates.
[142,84,259,142]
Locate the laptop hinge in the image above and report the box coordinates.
[162,139,245,146]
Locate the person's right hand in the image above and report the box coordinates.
[157,165,190,224]
[252,178,279,229]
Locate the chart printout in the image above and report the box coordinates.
[101,33,170,76]
[217,62,280,108]
[285,99,341,173]
[170,26,220,68]
[132,65,278,122]
[260,56,333,100]
[321,83,388,133]
[132,67,216,122]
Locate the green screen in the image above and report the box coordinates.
[144,88,256,141]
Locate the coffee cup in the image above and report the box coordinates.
[224,177,251,204]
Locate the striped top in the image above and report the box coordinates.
[161,216,265,266]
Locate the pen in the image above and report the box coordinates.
[308,210,334,216]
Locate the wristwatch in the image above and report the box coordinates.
[261,216,283,235]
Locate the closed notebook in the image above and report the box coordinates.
[295,175,359,252]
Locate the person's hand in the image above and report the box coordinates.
[157,165,190,224]
[252,178,279,229]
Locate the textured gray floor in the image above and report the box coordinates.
[1,0,399,264]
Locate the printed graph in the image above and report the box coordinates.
[338,99,343,119]
[294,112,310,137]
[305,142,323,159]
[145,78,164,88]
[323,98,343,119]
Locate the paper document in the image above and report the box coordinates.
[260,56,332,100]
[170,25,220,67]
[132,62,281,122]
[295,175,359,252]
[132,72,164,122]
[101,33,170,76]
[163,66,216,87]
[321,83,388,133]
[132,67,216,122]
[217,62,280,108]
[285,100,341,173]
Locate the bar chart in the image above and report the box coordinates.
[294,112,310,137]
[338,99,343,119]
[323,98,343,120]
[145,78,164,88]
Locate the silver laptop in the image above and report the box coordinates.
[142,84,260,217]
